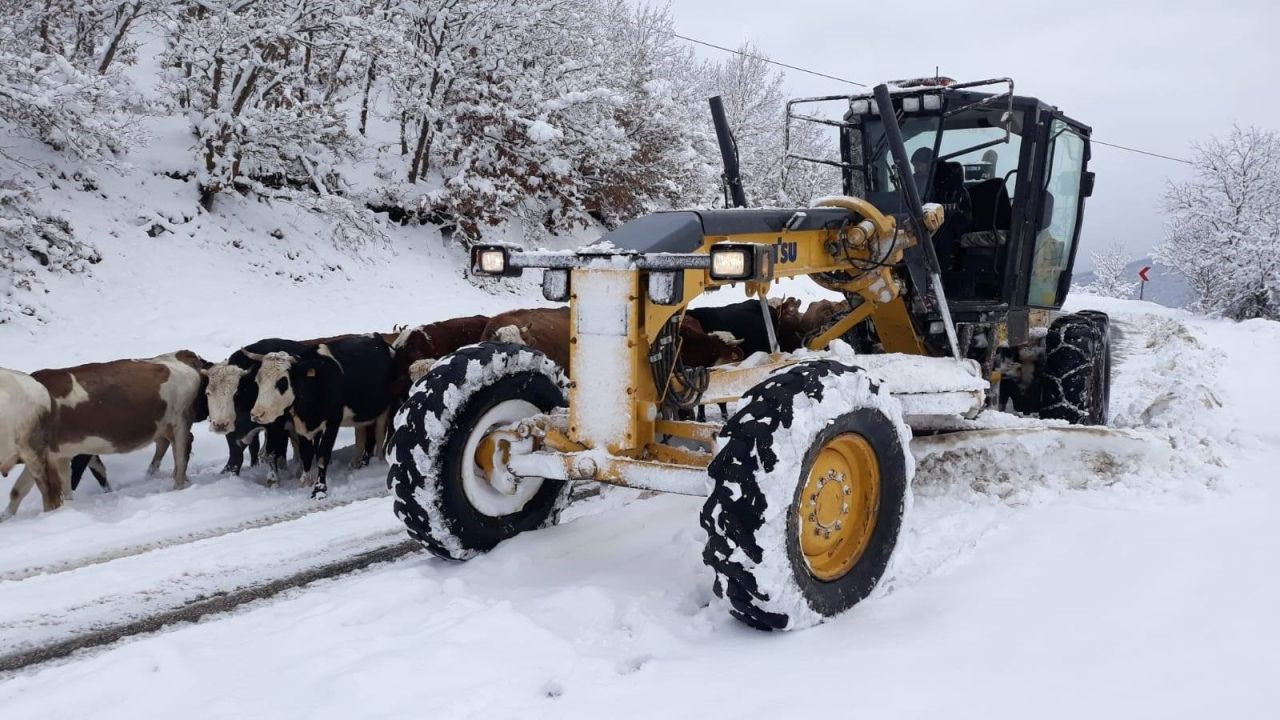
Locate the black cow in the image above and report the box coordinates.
[687,298,802,356]
[205,338,310,483]
[247,335,395,499]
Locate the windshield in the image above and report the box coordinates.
[857,105,1025,214]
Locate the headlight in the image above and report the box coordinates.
[922,93,943,111]
[647,271,683,305]
[848,99,871,115]
[708,243,774,283]
[478,249,506,274]
[470,245,520,277]
[902,96,921,113]
[710,247,750,280]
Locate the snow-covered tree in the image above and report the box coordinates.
[1084,242,1137,299]
[159,0,360,208]
[375,0,713,242]
[1158,125,1280,321]
[698,43,839,207]
[577,0,712,226]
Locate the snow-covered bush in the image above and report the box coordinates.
[1084,242,1137,299]
[1158,125,1280,321]
[0,2,147,321]
[0,179,101,323]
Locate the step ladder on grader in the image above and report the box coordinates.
[388,79,1119,630]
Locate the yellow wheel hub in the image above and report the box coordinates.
[799,433,881,582]
[474,434,506,479]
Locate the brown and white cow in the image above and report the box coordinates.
[3,351,210,517]
[390,315,489,397]
[482,307,745,371]
[482,308,572,369]
[1,368,54,516]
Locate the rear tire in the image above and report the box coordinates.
[700,361,913,631]
[1039,312,1111,425]
[388,343,571,560]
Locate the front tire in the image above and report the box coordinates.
[1039,312,1111,425]
[700,361,913,631]
[388,343,571,560]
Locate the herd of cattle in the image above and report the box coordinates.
[0,297,847,518]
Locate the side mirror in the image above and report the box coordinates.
[1081,171,1096,198]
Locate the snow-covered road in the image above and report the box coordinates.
[1,296,1275,719]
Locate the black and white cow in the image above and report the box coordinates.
[247,335,395,499]
[204,338,310,482]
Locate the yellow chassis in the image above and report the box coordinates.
[481,198,951,496]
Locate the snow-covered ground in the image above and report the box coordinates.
[2,220,1277,720]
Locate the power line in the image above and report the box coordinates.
[1091,139,1191,164]
[671,33,866,88]
[675,31,1192,165]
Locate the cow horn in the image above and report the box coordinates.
[709,331,744,346]
[241,349,265,362]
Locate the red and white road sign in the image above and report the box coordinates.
[1138,266,1152,282]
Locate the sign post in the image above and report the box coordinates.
[1138,265,1151,300]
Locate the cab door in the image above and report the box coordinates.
[1024,116,1093,308]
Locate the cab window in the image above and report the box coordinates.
[1028,120,1087,307]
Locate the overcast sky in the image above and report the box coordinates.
[668,0,1280,264]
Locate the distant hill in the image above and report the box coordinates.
[1073,257,1192,308]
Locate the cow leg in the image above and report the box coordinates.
[247,432,261,467]
[288,431,303,473]
[372,411,390,462]
[296,436,317,487]
[170,424,193,490]
[222,434,246,475]
[76,455,111,492]
[89,456,111,492]
[71,454,91,492]
[47,455,73,506]
[311,423,341,500]
[12,463,60,515]
[696,405,706,423]
[262,423,289,487]
[147,437,171,476]
[351,425,370,469]
[4,465,36,518]
[718,402,730,419]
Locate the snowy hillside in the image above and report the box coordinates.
[1,272,1276,717]
[1073,257,1192,308]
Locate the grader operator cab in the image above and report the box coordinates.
[388,79,1112,631]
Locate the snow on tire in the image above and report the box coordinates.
[387,342,571,561]
[1039,312,1111,425]
[700,360,914,631]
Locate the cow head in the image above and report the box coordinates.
[491,324,527,346]
[408,358,436,384]
[205,363,249,434]
[250,352,298,424]
[707,331,746,363]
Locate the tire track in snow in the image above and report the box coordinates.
[1,483,601,584]
[0,484,618,676]
[0,485,392,583]
[0,539,420,675]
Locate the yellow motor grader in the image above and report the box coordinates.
[388,79,1112,630]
